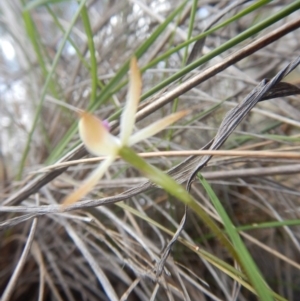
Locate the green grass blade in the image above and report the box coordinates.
[24,0,71,11]
[46,5,89,69]
[183,0,199,65]
[18,0,87,178]
[142,0,273,74]
[238,219,300,232]
[199,174,274,301]
[80,5,98,104]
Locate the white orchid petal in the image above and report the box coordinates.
[120,57,142,144]
[128,110,189,146]
[79,111,120,156]
[62,156,115,207]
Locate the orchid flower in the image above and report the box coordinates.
[62,57,188,207]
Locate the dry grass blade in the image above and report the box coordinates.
[57,218,120,301]
[260,81,300,100]
[1,218,38,301]
[188,55,300,188]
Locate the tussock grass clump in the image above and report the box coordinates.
[1,1,300,300]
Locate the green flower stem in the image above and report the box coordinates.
[119,146,237,258]
[119,146,275,300]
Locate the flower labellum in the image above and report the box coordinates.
[78,111,119,157]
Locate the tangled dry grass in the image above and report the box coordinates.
[1,1,300,300]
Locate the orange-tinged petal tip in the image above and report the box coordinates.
[129,56,142,100]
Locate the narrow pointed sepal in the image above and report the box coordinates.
[128,110,189,146]
[120,57,142,144]
[61,156,115,208]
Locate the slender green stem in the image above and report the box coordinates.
[81,5,98,104]
[167,0,198,143]
[119,146,237,258]
[237,219,300,232]
[183,0,198,65]
[119,146,278,300]
[46,5,89,69]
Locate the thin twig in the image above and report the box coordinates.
[35,150,300,172]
